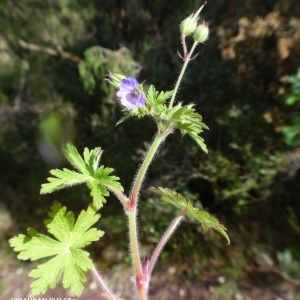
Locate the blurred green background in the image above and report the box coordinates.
[1,0,300,297]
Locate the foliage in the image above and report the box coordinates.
[41,143,123,209]
[79,46,139,95]
[117,84,208,152]
[282,67,300,146]
[149,187,229,244]
[10,203,103,296]
[189,147,285,211]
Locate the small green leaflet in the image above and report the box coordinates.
[146,85,173,106]
[149,187,230,244]
[9,202,104,296]
[41,143,124,209]
[116,86,173,125]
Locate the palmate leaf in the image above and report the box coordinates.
[41,143,123,209]
[168,103,208,153]
[149,187,230,244]
[9,202,104,296]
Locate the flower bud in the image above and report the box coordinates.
[106,72,126,88]
[180,15,198,36]
[193,22,209,43]
[180,3,206,36]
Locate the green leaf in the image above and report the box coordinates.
[116,86,173,125]
[41,143,124,209]
[149,187,230,244]
[88,166,124,208]
[146,85,158,106]
[40,168,91,194]
[146,85,173,106]
[64,143,102,175]
[169,103,208,153]
[9,202,104,296]
[157,90,173,103]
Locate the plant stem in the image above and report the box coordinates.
[181,34,188,57]
[107,185,129,209]
[92,267,119,300]
[128,210,148,300]
[127,133,167,300]
[126,39,200,299]
[169,41,199,108]
[147,210,186,277]
[130,133,165,203]
[128,210,142,278]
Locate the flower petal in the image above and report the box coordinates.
[116,77,145,110]
[125,77,138,88]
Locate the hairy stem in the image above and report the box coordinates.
[128,210,142,278]
[181,34,188,57]
[147,210,186,277]
[92,267,119,300]
[106,185,129,209]
[127,133,167,300]
[130,133,165,203]
[169,41,199,108]
[128,210,148,300]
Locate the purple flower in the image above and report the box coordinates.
[116,77,145,110]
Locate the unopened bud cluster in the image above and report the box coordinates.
[180,4,209,43]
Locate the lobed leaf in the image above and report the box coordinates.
[41,168,90,194]
[87,179,109,210]
[41,143,124,209]
[168,104,209,153]
[150,187,230,244]
[9,202,103,296]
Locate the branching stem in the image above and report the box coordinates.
[147,209,186,277]
[106,186,129,209]
[169,41,199,108]
[127,133,168,300]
